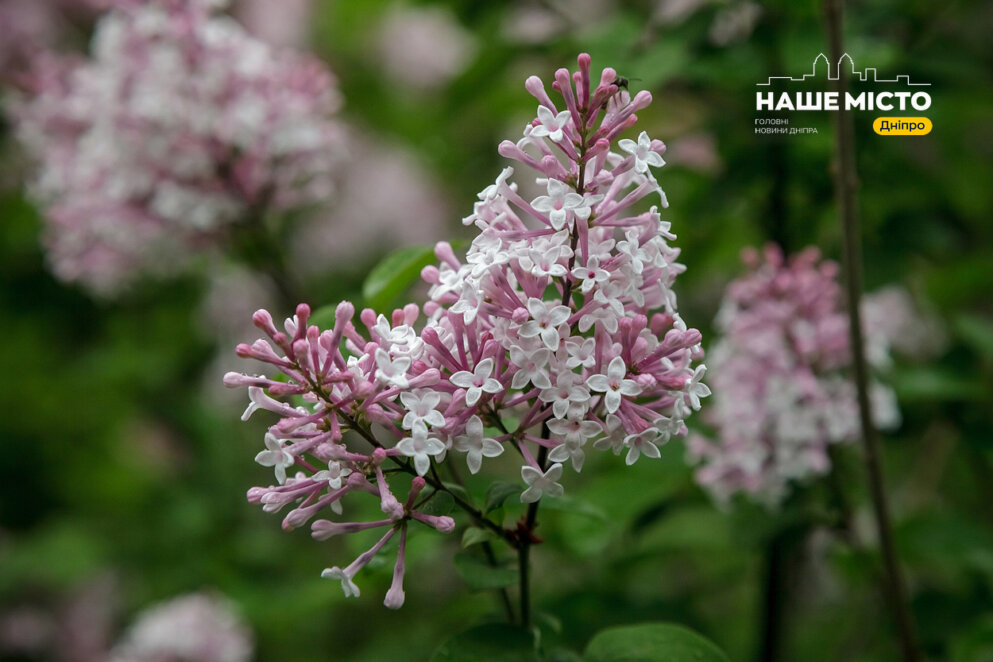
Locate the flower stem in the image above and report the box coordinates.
[823,1,923,660]
[483,540,517,623]
[759,531,789,662]
[518,534,532,629]
[519,444,547,630]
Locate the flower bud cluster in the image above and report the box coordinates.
[688,245,900,506]
[7,0,342,294]
[227,54,708,605]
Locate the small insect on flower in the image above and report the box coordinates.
[611,75,642,91]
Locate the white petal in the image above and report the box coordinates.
[414,454,430,476]
[586,374,609,392]
[465,388,481,406]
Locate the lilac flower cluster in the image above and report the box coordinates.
[225,54,708,606]
[688,245,900,506]
[108,592,252,662]
[7,0,342,294]
[0,0,122,80]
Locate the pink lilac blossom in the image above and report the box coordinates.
[708,1,762,46]
[225,54,708,606]
[108,592,252,662]
[0,1,60,81]
[289,129,449,274]
[235,0,312,48]
[0,574,117,662]
[862,285,947,359]
[0,0,133,82]
[688,245,900,506]
[7,0,342,295]
[376,4,477,92]
[499,0,614,44]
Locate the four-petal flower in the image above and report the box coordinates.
[450,358,504,406]
[453,415,505,474]
[586,356,643,413]
[520,463,565,503]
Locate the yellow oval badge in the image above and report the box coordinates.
[873,117,932,136]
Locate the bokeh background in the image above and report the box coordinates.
[1,0,991,660]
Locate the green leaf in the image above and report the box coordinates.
[955,314,993,361]
[430,623,539,662]
[362,244,437,312]
[462,526,495,548]
[891,366,985,402]
[419,491,455,517]
[584,623,730,662]
[453,552,518,591]
[950,614,993,662]
[443,481,472,504]
[308,303,337,330]
[485,481,520,513]
[539,494,608,521]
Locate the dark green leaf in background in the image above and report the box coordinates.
[453,552,518,591]
[430,623,539,662]
[362,244,437,312]
[583,623,730,662]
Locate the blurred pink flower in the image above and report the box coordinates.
[667,132,722,174]
[708,1,761,46]
[689,245,900,506]
[376,4,476,92]
[0,1,60,80]
[109,592,252,662]
[0,0,138,81]
[235,0,312,48]
[653,0,711,26]
[862,285,947,358]
[8,0,343,295]
[290,128,450,273]
[500,0,615,44]
[0,573,118,662]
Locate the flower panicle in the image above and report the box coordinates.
[7,0,343,295]
[689,244,900,506]
[227,54,708,606]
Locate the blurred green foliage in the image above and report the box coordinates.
[1,0,992,660]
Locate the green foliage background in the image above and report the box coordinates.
[1,0,991,660]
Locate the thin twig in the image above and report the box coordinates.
[822,1,923,660]
[482,540,517,623]
[759,531,789,662]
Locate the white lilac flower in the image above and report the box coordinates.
[453,415,504,474]
[530,105,572,143]
[623,428,664,465]
[376,348,411,389]
[531,178,591,230]
[618,130,666,174]
[397,427,447,476]
[518,298,571,351]
[450,358,503,406]
[521,463,565,503]
[312,461,352,490]
[400,389,446,431]
[539,372,592,419]
[586,356,643,414]
[509,345,553,390]
[255,433,294,484]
